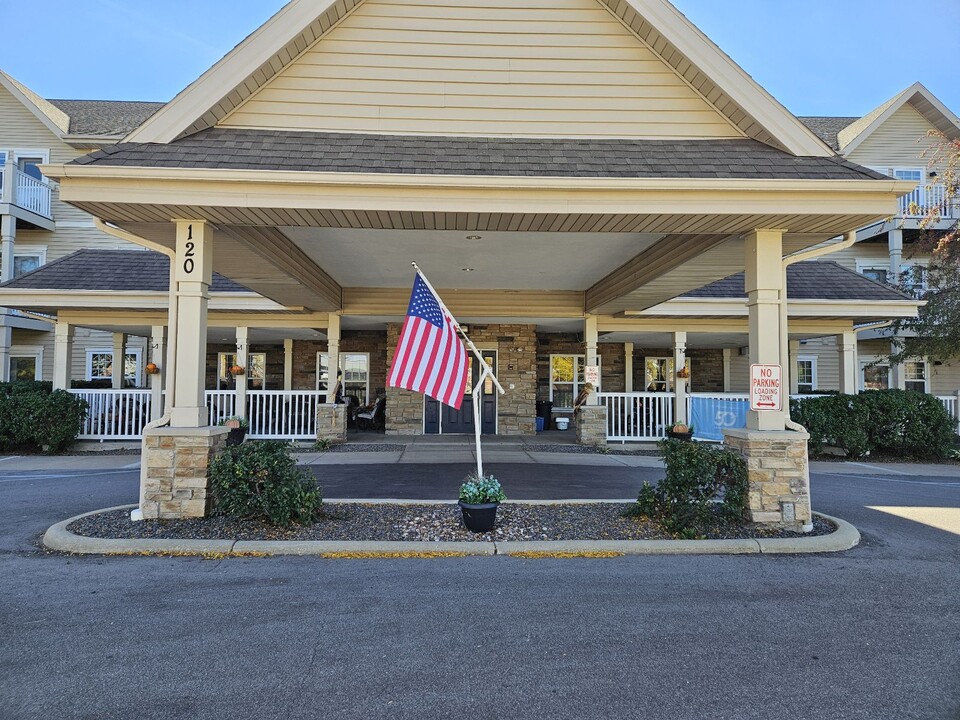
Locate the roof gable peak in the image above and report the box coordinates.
[0,69,70,137]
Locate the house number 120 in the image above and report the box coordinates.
[183,225,195,274]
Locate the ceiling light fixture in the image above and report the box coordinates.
[465,235,482,240]
[461,267,475,272]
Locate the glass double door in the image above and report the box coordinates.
[424,350,497,435]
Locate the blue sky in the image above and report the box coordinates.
[1,0,957,117]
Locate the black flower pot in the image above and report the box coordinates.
[226,428,247,446]
[666,430,693,442]
[458,501,499,533]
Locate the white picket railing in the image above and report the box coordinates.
[70,389,153,440]
[899,183,958,219]
[936,395,960,435]
[598,392,675,441]
[12,168,52,218]
[247,391,323,440]
[206,390,236,427]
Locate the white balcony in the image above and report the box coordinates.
[0,159,53,227]
[898,182,958,220]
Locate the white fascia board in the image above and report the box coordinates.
[633,297,920,318]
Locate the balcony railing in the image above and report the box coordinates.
[899,183,958,220]
[0,163,53,219]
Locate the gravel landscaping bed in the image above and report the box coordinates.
[68,504,835,543]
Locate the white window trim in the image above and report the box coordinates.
[11,244,47,276]
[317,352,370,402]
[217,351,266,390]
[86,348,142,384]
[549,353,596,410]
[856,260,890,282]
[796,355,818,393]
[859,356,890,392]
[9,345,43,381]
[903,358,930,393]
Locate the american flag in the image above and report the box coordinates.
[387,273,468,409]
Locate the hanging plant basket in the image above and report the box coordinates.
[676,367,690,379]
[229,365,245,376]
[144,363,160,375]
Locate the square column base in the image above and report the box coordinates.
[576,406,607,447]
[723,428,811,531]
[141,426,229,519]
[317,404,347,443]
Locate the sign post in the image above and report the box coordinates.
[750,364,782,411]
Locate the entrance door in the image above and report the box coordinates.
[424,351,497,434]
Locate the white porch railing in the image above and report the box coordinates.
[70,389,153,440]
[936,395,960,435]
[899,183,958,219]
[0,165,53,219]
[206,390,237,427]
[246,391,323,440]
[598,392,675,441]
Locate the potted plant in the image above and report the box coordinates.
[666,422,694,441]
[229,365,245,376]
[144,362,160,375]
[220,415,249,446]
[458,473,506,533]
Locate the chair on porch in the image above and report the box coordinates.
[355,396,385,432]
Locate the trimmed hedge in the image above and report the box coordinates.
[629,439,748,534]
[209,441,322,526]
[791,390,956,460]
[0,384,88,453]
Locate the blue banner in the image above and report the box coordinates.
[689,397,748,442]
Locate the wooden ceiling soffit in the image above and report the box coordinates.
[585,233,731,312]
[218,226,342,311]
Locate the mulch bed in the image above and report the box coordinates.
[68,504,835,543]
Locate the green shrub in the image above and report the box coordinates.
[791,390,955,460]
[0,380,53,395]
[209,441,322,526]
[629,439,748,533]
[0,388,87,453]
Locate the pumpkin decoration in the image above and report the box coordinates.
[145,362,160,375]
[676,366,690,379]
[229,365,245,376]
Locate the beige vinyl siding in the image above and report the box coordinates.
[847,103,944,171]
[930,362,960,396]
[821,242,892,273]
[221,0,743,138]
[11,328,149,385]
[795,337,840,392]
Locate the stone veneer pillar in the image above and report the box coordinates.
[723,428,811,530]
[576,406,607,447]
[317,404,347,443]
[141,426,229,519]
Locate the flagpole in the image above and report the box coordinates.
[412,262,501,479]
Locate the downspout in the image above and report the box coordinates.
[779,231,857,532]
[94,219,178,521]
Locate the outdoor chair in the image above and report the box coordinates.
[355,396,385,432]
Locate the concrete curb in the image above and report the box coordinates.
[42,506,859,557]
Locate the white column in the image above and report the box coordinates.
[722,348,732,392]
[888,229,903,281]
[52,320,74,390]
[111,332,127,389]
[584,314,599,404]
[837,332,858,395]
[325,313,341,404]
[235,326,249,420]
[149,325,165,421]
[0,214,14,382]
[745,229,787,431]
[889,341,906,390]
[788,339,801,395]
[170,220,213,428]
[283,338,294,391]
[1,155,16,205]
[623,342,634,393]
[673,331,688,424]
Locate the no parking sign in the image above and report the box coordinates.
[750,364,782,411]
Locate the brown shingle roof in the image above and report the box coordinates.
[47,99,165,137]
[797,116,859,152]
[71,128,888,180]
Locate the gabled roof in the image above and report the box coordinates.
[125,0,832,157]
[797,117,858,152]
[682,260,914,301]
[0,70,70,137]
[834,82,960,155]
[71,129,886,180]
[47,99,164,137]
[0,249,249,293]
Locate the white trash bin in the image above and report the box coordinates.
[555,417,570,431]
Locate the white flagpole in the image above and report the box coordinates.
[411,262,502,479]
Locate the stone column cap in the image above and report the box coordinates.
[143,426,230,438]
[723,428,809,441]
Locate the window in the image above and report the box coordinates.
[9,346,42,381]
[643,357,690,392]
[893,168,923,184]
[904,360,929,393]
[796,357,817,394]
[13,254,42,277]
[317,352,369,404]
[899,265,928,297]
[87,349,141,384]
[860,359,890,391]
[859,265,890,285]
[550,354,596,409]
[218,352,266,390]
[17,156,45,181]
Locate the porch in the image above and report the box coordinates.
[0,152,54,227]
